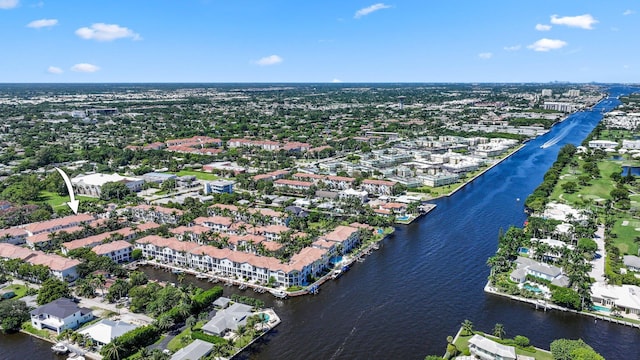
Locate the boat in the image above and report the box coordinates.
[372,243,380,250]
[270,289,288,299]
[238,283,247,290]
[171,269,183,275]
[341,265,350,272]
[331,269,343,279]
[51,343,68,354]
[195,273,208,279]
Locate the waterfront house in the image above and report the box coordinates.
[511,257,569,287]
[320,226,360,254]
[135,235,200,266]
[591,282,640,315]
[78,319,138,347]
[468,334,517,360]
[201,302,253,336]
[30,298,93,334]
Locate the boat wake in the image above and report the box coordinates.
[540,122,576,149]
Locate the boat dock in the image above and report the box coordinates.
[484,281,640,329]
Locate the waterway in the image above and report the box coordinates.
[2,87,639,359]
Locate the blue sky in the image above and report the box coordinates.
[1,0,638,83]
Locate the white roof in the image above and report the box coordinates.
[468,334,516,359]
[171,339,213,360]
[78,319,138,345]
[72,173,143,187]
[591,282,640,311]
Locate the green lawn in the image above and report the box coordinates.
[453,330,553,360]
[2,284,28,298]
[167,327,195,352]
[612,218,640,255]
[171,170,223,181]
[39,191,94,208]
[550,161,619,205]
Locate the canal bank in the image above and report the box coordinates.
[3,87,640,360]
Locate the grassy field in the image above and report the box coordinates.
[612,218,640,255]
[39,191,95,208]
[550,161,620,205]
[171,170,222,181]
[1,284,28,298]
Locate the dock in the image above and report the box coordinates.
[484,281,640,329]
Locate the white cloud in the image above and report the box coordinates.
[503,45,521,51]
[550,14,598,29]
[255,55,283,66]
[71,63,100,73]
[27,19,58,29]
[331,79,342,83]
[354,3,391,19]
[47,66,63,74]
[0,0,18,9]
[535,24,552,31]
[478,52,493,59]
[623,10,635,16]
[75,23,141,41]
[527,38,568,52]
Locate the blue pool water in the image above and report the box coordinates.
[592,305,611,313]
[330,256,343,264]
[518,247,529,254]
[396,215,410,221]
[524,284,542,293]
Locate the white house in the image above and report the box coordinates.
[79,319,138,347]
[468,334,517,360]
[30,298,93,334]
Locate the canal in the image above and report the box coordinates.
[2,86,638,359]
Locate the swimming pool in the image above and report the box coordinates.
[523,284,542,293]
[518,247,530,254]
[396,215,410,221]
[592,305,611,312]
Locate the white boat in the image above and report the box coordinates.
[195,273,208,279]
[51,343,68,354]
[270,289,287,299]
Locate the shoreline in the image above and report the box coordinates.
[138,229,394,298]
[483,281,640,329]
[432,96,609,201]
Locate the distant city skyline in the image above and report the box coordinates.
[1,1,638,83]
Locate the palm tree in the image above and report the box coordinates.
[92,274,107,297]
[461,319,474,336]
[101,341,124,360]
[493,323,506,339]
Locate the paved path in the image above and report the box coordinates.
[589,225,606,283]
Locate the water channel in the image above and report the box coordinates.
[2,86,639,359]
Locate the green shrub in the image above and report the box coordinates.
[191,330,226,345]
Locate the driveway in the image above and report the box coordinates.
[589,225,606,283]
